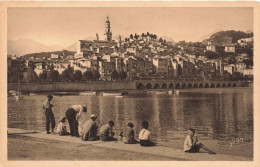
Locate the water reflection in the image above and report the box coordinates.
[8,88,253,146]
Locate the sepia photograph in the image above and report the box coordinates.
[1,1,260,166]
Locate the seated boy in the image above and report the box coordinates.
[184,128,216,154]
[138,121,155,147]
[57,117,70,136]
[123,122,138,144]
[81,114,99,141]
[99,120,118,141]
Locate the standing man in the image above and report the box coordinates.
[65,105,87,137]
[81,114,99,141]
[42,95,55,134]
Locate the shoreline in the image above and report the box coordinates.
[7,80,250,93]
[7,128,253,161]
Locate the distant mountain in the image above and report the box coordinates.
[198,29,223,42]
[8,39,64,56]
[22,50,76,60]
[202,30,253,46]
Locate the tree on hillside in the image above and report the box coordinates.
[73,70,82,81]
[205,51,218,59]
[39,71,48,82]
[61,65,74,82]
[134,33,138,40]
[130,34,133,39]
[84,71,93,81]
[119,71,127,80]
[111,70,119,81]
[159,37,163,43]
[92,70,101,81]
[50,70,60,82]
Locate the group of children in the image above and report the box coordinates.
[57,116,216,154]
[44,95,216,154]
[56,115,156,147]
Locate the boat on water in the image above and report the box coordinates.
[29,93,37,96]
[14,95,23,100]
[115,95,123,98]
[53,92,79,96]
[103,92,122,96]
[167,90,173,95]
[79,91,96,96]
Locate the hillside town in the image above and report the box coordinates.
[8,17,253,83]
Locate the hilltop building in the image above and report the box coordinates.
[75,17,117,58]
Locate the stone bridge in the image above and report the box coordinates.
[136,80,246,90]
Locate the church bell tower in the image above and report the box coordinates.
[104,16,112,41]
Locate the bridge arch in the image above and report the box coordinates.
[193,83,198,88]
[137,83,145,90]
[175,83,180,89]
[169,83,174,89]
[162,83,167,89]
[146,83,152,89]
[210,83,215,88]
[199,83,204,88]
[227,83,231,87]
[222,83,226,87]
[188,83,193,88]
[216,83,221,88]
[154,83,160,89]
[182,83,186,89]
[205,83,209,88]
[233,83,236,87]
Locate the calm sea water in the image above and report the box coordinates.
[8,88,253,146]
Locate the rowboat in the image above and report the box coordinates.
[53,92,79,96]
[175,90,180,95]
[14,95,23,100]
[79,91,96,96]
[103,92,122,96]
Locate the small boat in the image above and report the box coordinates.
[121,91,128,95]
[29,93,37,96]
[115,95,123,98]
[167,90,173,95]
[103,92,122,96]
[14,95,23,100]
[79,91,96,96]
[155,91,167,95]
[53,92,79,96]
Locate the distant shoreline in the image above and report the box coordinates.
[7,80,251,93]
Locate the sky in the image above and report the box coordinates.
[8,7,253,48]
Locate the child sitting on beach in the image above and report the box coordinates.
[184,128,216,154]
[57,117,69,136]
[122,122,138,144]
[138,121,155,147]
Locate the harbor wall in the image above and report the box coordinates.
[8,81,137,93]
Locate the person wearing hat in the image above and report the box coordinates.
[42,95,55,134]
[65,104,87,137]
[56,116,69,136]
[81,114,99,141]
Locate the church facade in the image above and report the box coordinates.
[75,17,117,58]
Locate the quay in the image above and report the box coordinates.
[8,128,252,161]
[7,80,250,93]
